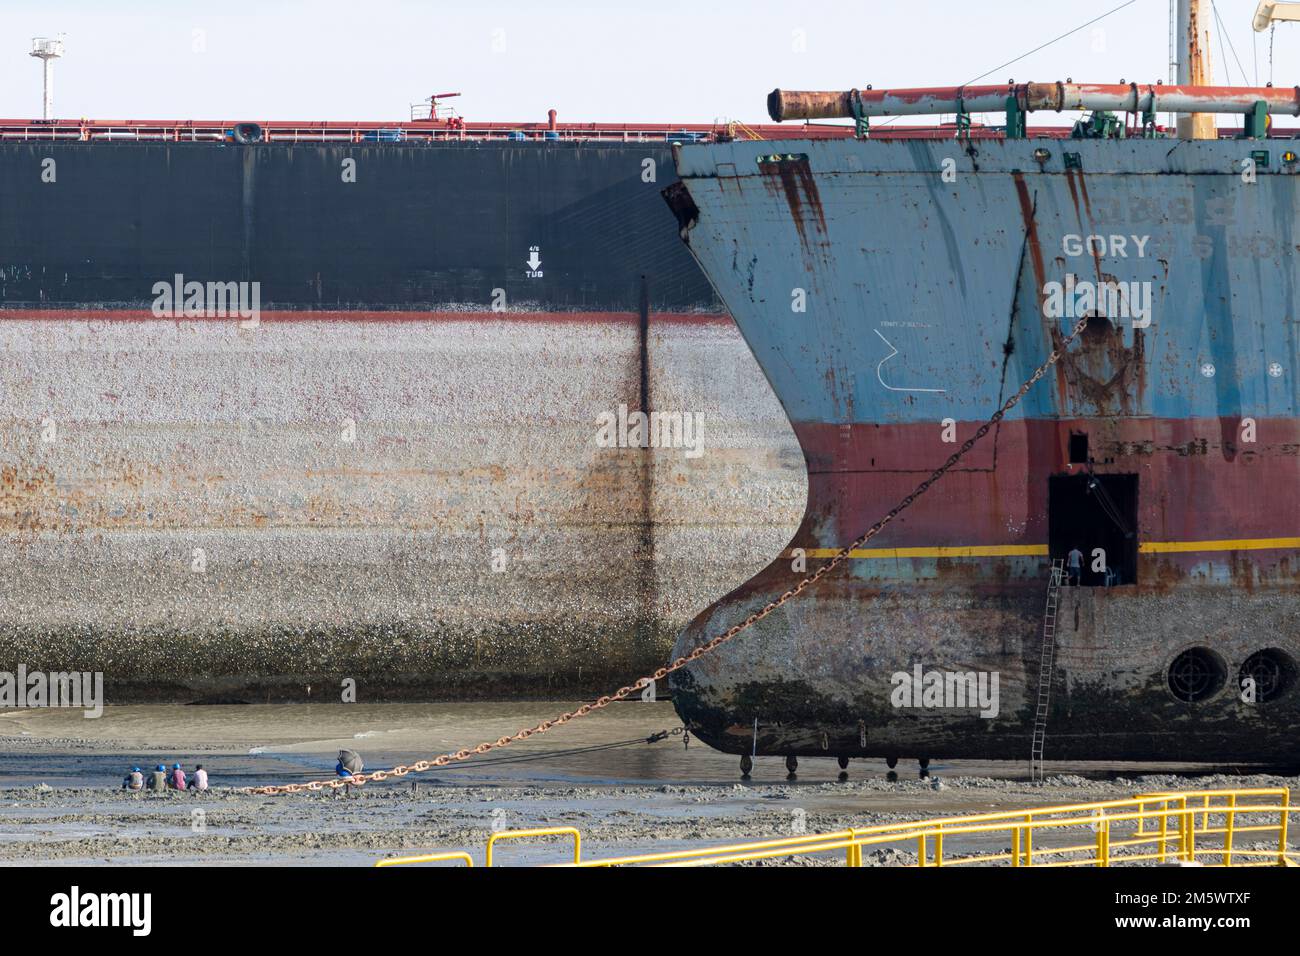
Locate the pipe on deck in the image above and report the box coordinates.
[768,83,1300,122]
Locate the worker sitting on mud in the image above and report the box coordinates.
[122,767,144,791]
[1067,546,1083,586]
[168,763,187,790]
[190,764,208,792]
[148,765,168,792]
[335,749,363,797]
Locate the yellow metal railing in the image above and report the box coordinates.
[486,827,581,867]
[373,851,473,868]
[729,119,766,141]
[373,788,1298,868]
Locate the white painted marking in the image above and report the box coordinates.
[874,329,946,394]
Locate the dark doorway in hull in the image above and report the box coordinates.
[1049,473,1139,586]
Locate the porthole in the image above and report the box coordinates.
[1167,647,1227,703]
[1239,649,1297,703]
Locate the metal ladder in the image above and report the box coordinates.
[1030,558,1065,783]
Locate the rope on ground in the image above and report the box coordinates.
[247,318,1090,795]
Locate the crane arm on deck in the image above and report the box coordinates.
[1254,0,1300,30]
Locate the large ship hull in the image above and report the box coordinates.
[0,140,806,700]
[666,136,1300,766]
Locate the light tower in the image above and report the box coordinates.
[30,36,65,121]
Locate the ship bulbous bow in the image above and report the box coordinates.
[666,132,1300,767]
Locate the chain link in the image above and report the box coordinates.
[248,319,1088,795]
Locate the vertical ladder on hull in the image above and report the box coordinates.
[1030,558,1065,783]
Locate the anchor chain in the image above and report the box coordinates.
[248,318,1089,795]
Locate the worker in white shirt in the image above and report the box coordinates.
[1067,547,1083,586]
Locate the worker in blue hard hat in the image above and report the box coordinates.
[335,749,363,798]
[148,765,168,792]
[122,766,144,791]
[169,763,187,790]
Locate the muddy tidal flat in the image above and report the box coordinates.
[2,703,1295,866]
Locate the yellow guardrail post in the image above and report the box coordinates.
[1012,825,1021,867]
[1181,807,1195,862]
[846,829,862,867]
[1280,790,1291,866]
[1223,793,1236,867]
[935,824,944,867]
[485,827,582,867]
[1024,813,1033,867]
[918,833,927,867]
[1158,799,1169,863]
[1169,795,1187,862]
[1094,811,1109,866]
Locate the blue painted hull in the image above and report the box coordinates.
[664,137,1300,766]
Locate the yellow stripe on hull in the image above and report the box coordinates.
[1138,536,1300,554]
[798,545,1048,559]
[793,537,1300,560]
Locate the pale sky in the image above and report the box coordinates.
[0,0,1294,125]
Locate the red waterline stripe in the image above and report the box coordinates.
[0,308,733,326]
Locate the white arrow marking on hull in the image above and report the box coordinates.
[873,329,945,393]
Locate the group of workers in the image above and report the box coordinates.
[118,750,356,794]
[121,763,209,793]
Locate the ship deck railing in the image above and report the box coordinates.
[0,119,863,144]
[5,117,1298,145]
[373,787,1298,867]
[0,119,1119,144]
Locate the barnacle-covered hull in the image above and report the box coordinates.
[0,139,808,700]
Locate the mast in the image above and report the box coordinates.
[1174,0,1215,139]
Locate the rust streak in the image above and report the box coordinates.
[761,157,828,253]
[1219,415,1240,463]
[1065,168,1082,226]
[1012,172,1067,409]
[1075,169,1094,219]
[1012,173,1045,292]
